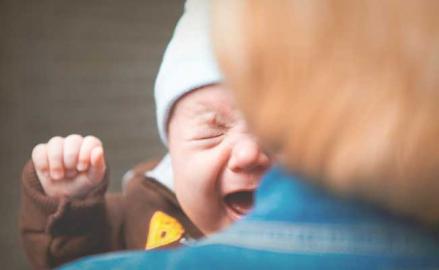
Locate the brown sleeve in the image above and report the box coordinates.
[19,160,124,270]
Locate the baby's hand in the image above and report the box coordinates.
[31,134,106,198]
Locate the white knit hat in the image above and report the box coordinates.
[154,0,222,145]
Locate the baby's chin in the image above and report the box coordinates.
[196,218,234,236]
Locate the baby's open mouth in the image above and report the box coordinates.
[224,190,255,218]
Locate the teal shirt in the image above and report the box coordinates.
[60,166,439,269]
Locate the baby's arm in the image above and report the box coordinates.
[19,134,121,269]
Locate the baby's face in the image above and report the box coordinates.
[168,85,271,235]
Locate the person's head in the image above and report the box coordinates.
[213,0,439,223]
[165,84,271,235]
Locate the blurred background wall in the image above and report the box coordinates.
[0,1,183,268]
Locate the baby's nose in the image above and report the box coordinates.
[228,136,271,173]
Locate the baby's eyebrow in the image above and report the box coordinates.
[189,103,232,127]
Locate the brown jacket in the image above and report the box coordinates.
[19,160,202,270]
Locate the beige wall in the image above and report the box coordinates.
[0,1,182,268]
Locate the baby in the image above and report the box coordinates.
[21,81,270,270]
[19,1,270,269]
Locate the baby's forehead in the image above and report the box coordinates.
[192,101,230,116]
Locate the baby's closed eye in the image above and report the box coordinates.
[185,108,237,144]
[191,129,225,141]
[186,128,225,149]
[192,112,231,139]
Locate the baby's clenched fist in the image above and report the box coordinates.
[31,134,106,198]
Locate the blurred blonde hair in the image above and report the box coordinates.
[213,0,439,223]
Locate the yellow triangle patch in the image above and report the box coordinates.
[145,211,185,250]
